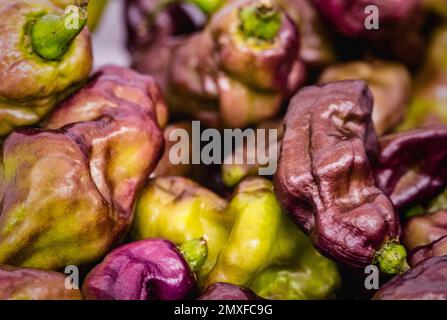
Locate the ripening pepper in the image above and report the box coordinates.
[373,256,447,300]
[0,66,166,270]
[167,0,304,128]
[0,0,92,137]
[409,235,447,267]
[82,239,198,300]
[0,265,82,300]
[274,81,408,275]
[319,61,411,135]
[132,176,341,300]
[398,26,447,130]
[50,0,109,31]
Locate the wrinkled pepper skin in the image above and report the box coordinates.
[133,176,341,299]
[374,126,447,210]
[50,0,109,31]
[0,0,92,137]
[403,210,447,251]
[409,235,447,267]
[373,256,447,300]
[82,239,196,300]
[319,61,411,135]
[198,282,260,300]
[0,66,166,270]
[0,265,82,300]
[167,0,304,128]
[398,26,447,130]
[274,80,404,272]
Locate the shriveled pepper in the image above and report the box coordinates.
[198,282,260,300]
[0,66,166,270]
[132,176,341,299]
[404,209,447,251]
[82,239,197,300]
[0,0,92,137]
[0,265,82,300]
[409,235,447,267]
[274,80,407,274]
[319,60,411,135]
[167,0,304,128]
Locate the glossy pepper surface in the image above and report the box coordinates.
[132,176,341,299]
[0,0,92,137]
[0,66,166,270]
[167,0,304,128]
[374,126,447,210]
[274,80,407,274]
[82,239,196,300]
[0,265,82,300]
[409,235,447,267]
[373,256,447,300]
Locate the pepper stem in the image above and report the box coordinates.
[374,240,410,275]
[180,238,208,273]
[31,0,89,60]
[238,0,281,42]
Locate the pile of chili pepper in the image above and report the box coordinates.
[0,0,447,300]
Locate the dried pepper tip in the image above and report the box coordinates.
[31,0,89,60]
[238,1,281,42]
[374,240,410,275]
[180,238,208,273]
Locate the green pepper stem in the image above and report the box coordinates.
[31,0,89,60]
[238,0,281,42]
[374,240,410,275]
[180,238,208,273]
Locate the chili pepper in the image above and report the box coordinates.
[374,126,447,210]
[0,0,92,137]
[274,80,407,274]
[409,235,447,267]
[403,209,447,251]
[373,256,447,300]
[0,66,166,270]
[198,282,260,300]
[398,26,447,130]
[167,0,304,128]
[132,176,341,299]
[82,239,197,300]
[126,0,208,92]
[319,60,411,135]
[0,265,82,300]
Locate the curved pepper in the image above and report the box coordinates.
[374,126,447,210]
[398,26,447,130]
[167,0,304,128]
[198,282,260,300]
[0,66,166,270]
[82,239,196,300]
[0,265,82,300]
[274,80,407,274]
[373,256,447,300]
[409,235,447,267]
[403,209,447,251]
[0,0,92,137]
[50,0,109,31]
[319,60,411,135]
[132,176,341,299]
